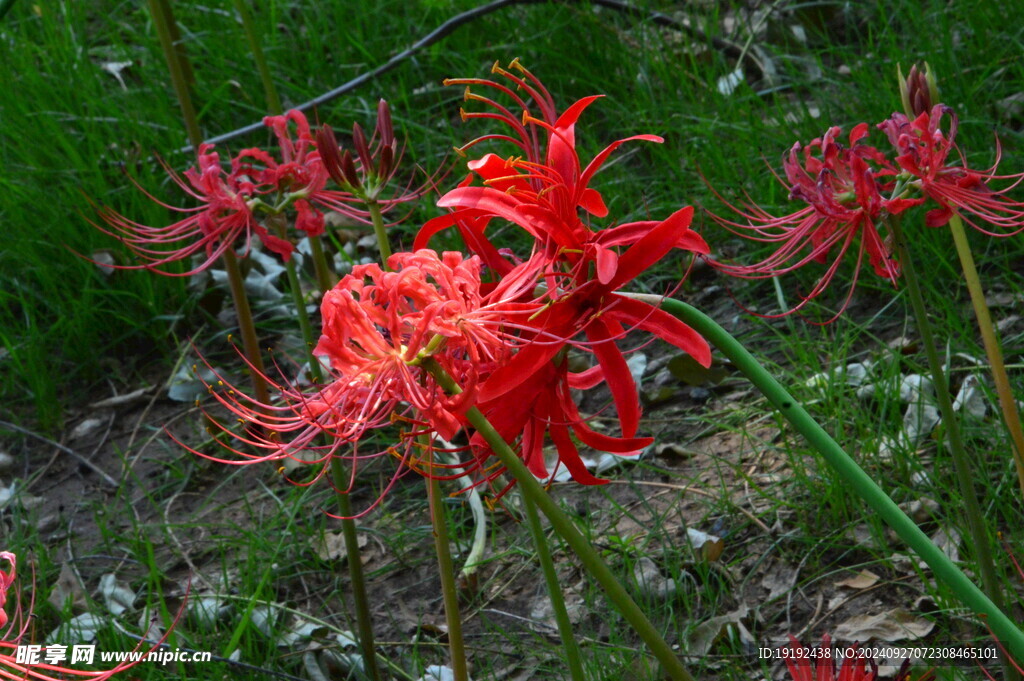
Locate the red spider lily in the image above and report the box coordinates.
[784,635,878,681]
[471,351,655,488]
[91,143,293,276]
[0,552,15,631]
[706,124,924,319]
[412,62,711,481]
[416,59,690,284]
[314,100,433,225]
[878,105,1024,236]
[234,109,329,238]
[784,635,934,681]
[184,250,529,511]
[1,551,183,680]
[476,206,711,442]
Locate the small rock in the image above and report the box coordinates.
[37,513,60,534]
[69,418,105,441]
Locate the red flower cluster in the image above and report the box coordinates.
[1,551,175,680]
[878,105,1024,235]
[198,61,711,499]
[92,104,425,275]
[784,635,934,681]
[706,105,1024,318]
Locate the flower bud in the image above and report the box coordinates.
[315,124,348,187]
[340,150,361,189]
[376,99,394,148]
[898,62,939,117]
[352,122,374,173]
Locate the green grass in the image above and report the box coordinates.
[3,0,1024,679]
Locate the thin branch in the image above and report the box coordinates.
[186,0,738,153]
[0,419,120,488]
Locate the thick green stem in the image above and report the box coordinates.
[652,295,1024,664]
[219,248,271,408]
[422,359,694,681]
[147,0,202,150]
[520,492,587,681]
[947,213,1024,497]
[426,450,470,681]
[367,199,393,268]
[887,217,1003,613]
[232,0,282,115]
[330,459,383,681]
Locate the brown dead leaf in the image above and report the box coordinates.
[317,531,369,562]
[47,562,88,612]
[685,604,751,657]
[834,608,934,642]
[760,562,798,600]
[687,528,724,562]
[835,570,880,590]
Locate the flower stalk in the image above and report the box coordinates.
[329,458,384,681]
[421,357,695,681]
[308,233,335,293]
[520,491,587,681]
[146,0,201,150]
[146,0,273,408]
[269,212,381,681]
[220,247,271,407]
[425,442,470,681]
[652,295,1024,665]
[367,199,392,269]
[232,0,282,115]
[946,213,1024,496]
[885,216,1003,613]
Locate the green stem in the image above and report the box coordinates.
[219,248,271,408]
[652,295,1024,664]
[426,448,470,681]
[270,217,318,374]
[308,235,335,294]
[367,199,393,269]
[232,0,282,115]
[887,217,1003,611]
[947,213,1024,497]
[271,216,381,681]
[147,0,202,150]
[330,459,384,681]
[422,359,694,681]
[520,491,587,681]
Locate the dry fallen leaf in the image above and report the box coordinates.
[835,569,880,590]
[685,604,751,657]
[632,557,677,600]
[98,573,135,616]
[760,562,799,600]
[47,562,88,613]
[833,608,934,642]
[317,530,369,562]
[687,528,725,562]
